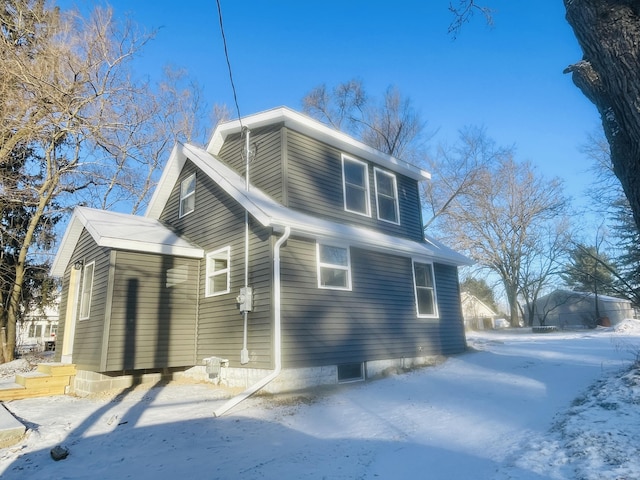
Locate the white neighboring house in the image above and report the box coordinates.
[460,292,498,330]
[17,302,59,354]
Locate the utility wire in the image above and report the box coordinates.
[215,0,243,126]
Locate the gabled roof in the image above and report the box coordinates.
[206,106,431,182]
[50,207,204,277]
[147,143,471,267]
[460,292,497,317]
[536,289,633,305]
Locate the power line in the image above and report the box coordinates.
[215,0,243,125]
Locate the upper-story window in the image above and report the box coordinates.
[79,261,95,320]
[342,155,371,217]
[205,247,230,297]
[317,243,352,290]
[374,168,400,224]
[179,173,196,218]
[412,260,438,318]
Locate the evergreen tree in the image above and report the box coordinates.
[561,244,617,296]
[460,277,498,313]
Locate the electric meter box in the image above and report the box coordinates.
[237,287,253,312]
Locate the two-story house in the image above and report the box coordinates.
[51,107,471,398]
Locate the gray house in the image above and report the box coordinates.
[51,107,471,398]
[527,289,634,328]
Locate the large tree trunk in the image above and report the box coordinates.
[564,1,640,230]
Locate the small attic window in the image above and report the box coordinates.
[179,173,196,218]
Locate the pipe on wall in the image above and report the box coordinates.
[213,226,291,417]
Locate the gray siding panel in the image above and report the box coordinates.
[105,251,198,371]
[159,161,275,369]
[280,238,465,368]
[218,124,284,203]
[67,230,111,371]
[285,128,425,241]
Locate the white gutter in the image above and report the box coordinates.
[213,226,291,417]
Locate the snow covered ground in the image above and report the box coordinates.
[1,322,639,479]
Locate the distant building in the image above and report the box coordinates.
[17,303,58,354]
[461,292,498,329]
[526,289,634,328]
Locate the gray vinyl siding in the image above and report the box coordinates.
[103,251,198,371]
[285,128,425,241]
[159,160,275,369]
[64,230,111,371]
[217,124,285,203]
[279,237,466,368]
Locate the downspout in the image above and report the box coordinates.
[214,226,291,417]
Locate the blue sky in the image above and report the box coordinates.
[61,1,601,207]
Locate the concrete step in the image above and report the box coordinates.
[0,403,25,447]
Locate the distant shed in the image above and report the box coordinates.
[528,289,634,328]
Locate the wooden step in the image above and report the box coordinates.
[0,383,66,401]
[15,372,70,389]
[0,363,76,401]
[37,363,76,377]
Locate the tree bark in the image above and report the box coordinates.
[564,1,640,230]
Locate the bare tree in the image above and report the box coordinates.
[441,153,569,326]
[0,2,183,361]
[450,1,640,237]
[302,80,494,231]
[302,79,427,161]
[422,126,508,230]
[86,66,208,214]
[518,218,572,326]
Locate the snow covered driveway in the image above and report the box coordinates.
[1,325,639,479]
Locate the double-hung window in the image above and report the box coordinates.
[413,261,438,317]
[317,243,352,290]
[206,247,230,297]
[79,261,95,320]
[179,173,196,218]
[374,168,399,224]
[342,155,370,216]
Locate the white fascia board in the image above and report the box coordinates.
[207,107,431,181]
[50,214,85,277]
[181,144,274,226]
[267,210,472,267]
[51,206,203,277]
[96,236,204,258]
[145,143,187,219]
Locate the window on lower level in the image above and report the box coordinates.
[206,247,230,297]
[413,261,438,317]
[317,243,352,290]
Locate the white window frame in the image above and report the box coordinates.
[317,243,352,291]
[374,167,400,225]
[341,155,371,217]
[179,173,196,218]
[206,247,231,297]
[79,261,95,320]
[412,260,439,318]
